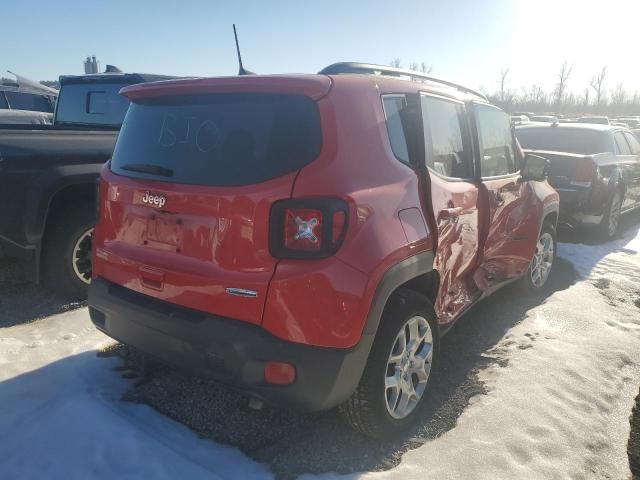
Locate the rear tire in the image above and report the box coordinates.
[598,189,623,241]
[42,206,95,300]
[339,289,439,439]
[521,222,556,294]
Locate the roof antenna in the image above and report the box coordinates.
[233,24,254,75]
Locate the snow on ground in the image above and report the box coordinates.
[1,225,639,480]
[0,311,270,480]
[308,227,640,480]
[558,224,640,278]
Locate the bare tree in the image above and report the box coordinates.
[390,58,402,68]
[533,85,544,105]
[583,87,590,107]
[409,62,419,71]
[499,68,510,103]
[611,83,626,106]
[420,62,433,74]
[590,66,608,110]
[554,61,573,110]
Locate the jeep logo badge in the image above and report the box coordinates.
[141,192,166,208]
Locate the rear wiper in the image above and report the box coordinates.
[120,163,174,177]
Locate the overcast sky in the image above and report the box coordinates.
[5,0,640,96]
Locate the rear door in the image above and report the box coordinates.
[419,93,481,324]
[474,104,538,286]
[96,92,323,325]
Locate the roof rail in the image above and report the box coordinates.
[319,62,487,101]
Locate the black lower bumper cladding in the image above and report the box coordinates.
[88,277,373,411]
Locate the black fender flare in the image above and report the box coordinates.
[361,250,436,337]
[330,250,436,403]
[25,163,102,246]
[540,201,560,233]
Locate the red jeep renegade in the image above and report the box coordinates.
[89,62,559,438]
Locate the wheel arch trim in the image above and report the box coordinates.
[361,251,436,337]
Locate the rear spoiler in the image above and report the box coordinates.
[119,75,333,102]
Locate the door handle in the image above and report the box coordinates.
[437,207,463,225]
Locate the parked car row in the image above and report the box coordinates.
[513,113,640,130]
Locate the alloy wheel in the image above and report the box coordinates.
[72,228,94,285]
[384,315,433,419]
[530,231,554,288]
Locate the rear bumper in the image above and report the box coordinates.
[554,187,603,226]
[88,277,372,412]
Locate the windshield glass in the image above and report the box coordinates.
[110,93,322,186]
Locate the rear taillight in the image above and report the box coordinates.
[270,199,348,259]
[571,159,597,187]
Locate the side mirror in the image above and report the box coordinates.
[521,153,549,182]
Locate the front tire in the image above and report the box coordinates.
[522,221,556,293]
[42,206,95,300]
[339,289,439,439]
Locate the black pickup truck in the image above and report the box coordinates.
[515,123,640,239]
[0,71,175,298]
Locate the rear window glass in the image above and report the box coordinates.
[110,93,321,186]
[515,127,612,155]
[55,83,129,127]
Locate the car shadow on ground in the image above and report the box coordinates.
[0,281,85,329]
[121,258,578,480]
[0,260,85,328]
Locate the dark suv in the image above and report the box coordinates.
[89,63,559,437]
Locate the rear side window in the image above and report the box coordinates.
[614,131,632,155]
[475,104,516,177]
[5,91,53,113]
[382,95,410,163]
[421,95,471,178]
[0,93,7,109]
[56,83,129,127]
[111,93,321,186]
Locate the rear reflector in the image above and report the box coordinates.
[264,362,296,385]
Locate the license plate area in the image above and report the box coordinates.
[146,214,183,251]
